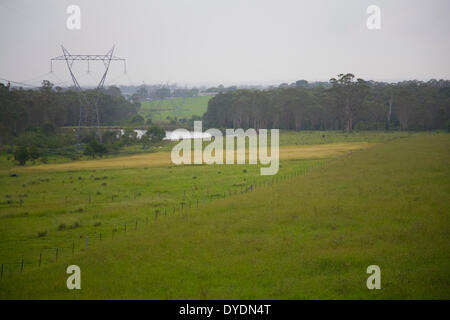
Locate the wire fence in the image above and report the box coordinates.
[0,158,334,280]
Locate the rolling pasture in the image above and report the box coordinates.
[139,96,212,121]
[0,131,448,299]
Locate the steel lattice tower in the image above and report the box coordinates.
[51,46,126,146]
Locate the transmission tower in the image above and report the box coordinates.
[50,46,126,147]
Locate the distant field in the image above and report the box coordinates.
[9,143,370,172]
[0,130,412,171]
[140,96,212,121]
[279,130,413,145]
[0,131,448,299]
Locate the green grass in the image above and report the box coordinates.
[0,158,322,263]
[139,96,212,121]
[0,130,411,170]
[0,132,449,299]
[279,130,413,145]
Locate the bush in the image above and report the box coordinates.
[102,130,120,144]
[84,139,108,158]
[37,230,48,238]
[120,129,138,146]
[14,146,29,165]
[29,145,40,163]
[130,114,145,125]
[147,125,166,142]
[70,221,81,229]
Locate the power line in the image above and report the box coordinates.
[18,72,52,84]
[0,76,41,88]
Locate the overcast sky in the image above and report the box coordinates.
[0,0,449,87]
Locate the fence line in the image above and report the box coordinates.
[0,159,333,279]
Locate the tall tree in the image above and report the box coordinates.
[330,73,369,132]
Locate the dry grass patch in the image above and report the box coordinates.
[11,142,372,173]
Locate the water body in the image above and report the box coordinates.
[118,129,147,139]
[164,130,212,141]
[118,129,212,141]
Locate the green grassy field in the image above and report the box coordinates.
[140,96,212,122]
[0,131,448,299]
[0,130,411,170]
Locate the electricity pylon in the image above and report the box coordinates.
[51,46,126,147]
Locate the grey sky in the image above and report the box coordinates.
[0,0,449,87]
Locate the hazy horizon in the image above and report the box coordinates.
[1,0,449,88]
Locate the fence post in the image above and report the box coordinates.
[99,232,102,240]
[55,248,58,262]
[135,220,138,230]
[21,257,24,272]
[85,237,88,249]
[1,263,3,280]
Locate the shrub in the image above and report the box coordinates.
[147,125,166,142]
[37,230,48,238]
[14,146,29,165]
[84,139,108,158]
[70,221,81,229]
[130,114,145,125]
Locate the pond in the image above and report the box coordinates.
[118,129,212,141]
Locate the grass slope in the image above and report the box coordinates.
[140,96,212,121]
[0,130,411,171]
[0,143,350,267]
[0,133,449,299]
[8,142,369,173]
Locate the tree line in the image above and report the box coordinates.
[203,74,450,131]
[0,81,140,144]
